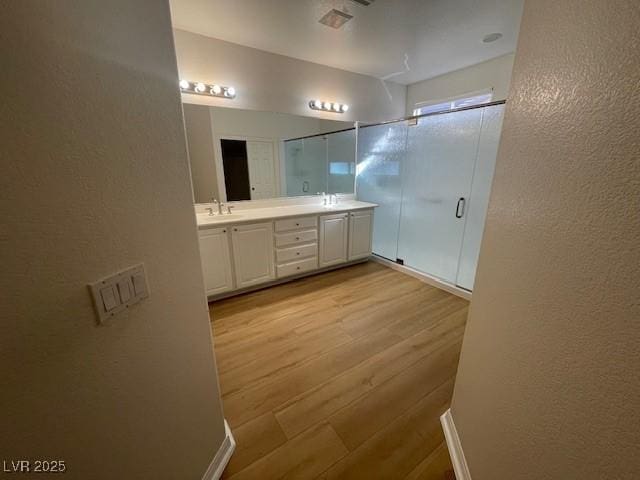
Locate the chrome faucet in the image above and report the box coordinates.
[217,201,224,215]
[210,198,219,216]
[227,205,234,215]
[329,194,338,205]
[205,207,214,216]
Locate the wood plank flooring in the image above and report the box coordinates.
[208,261,467,480]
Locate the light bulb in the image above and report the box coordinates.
[341,104,349,112]
[333,103,341,112]
[226,86,236,97]
[179,79,190,89]
[195,82,206,93]
[211,84,222,95]
[313,99,322,108]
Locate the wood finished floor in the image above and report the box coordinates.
[208,261,468,480]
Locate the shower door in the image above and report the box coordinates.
[397,109,483,284]
[355,121,408,261]
[456,104,505,289]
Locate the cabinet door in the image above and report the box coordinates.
[231,222,275,288]
[319,213,348,267]
[198,227,234,296]
[348,210,373,260]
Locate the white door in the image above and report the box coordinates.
[198,227,234,296]
[247,141,277,200]
[348,210,373,260]
[231,222,275,288]
[319,213,348,267]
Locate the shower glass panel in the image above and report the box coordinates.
[397,108,483,283]
[456,104,505,290]
[327,129,356,194]
[303,136,328,194]
[284,139,305,196]
[284,136,327,196]
[356,122,408,261]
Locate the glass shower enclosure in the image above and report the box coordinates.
[284,129,356,196]
[356,103,505,291]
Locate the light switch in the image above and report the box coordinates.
[117,278,132,303]
[132,273,147,297]
[89,263,149,324]
[100,285,119,311]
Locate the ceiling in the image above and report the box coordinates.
[169,0,524,85]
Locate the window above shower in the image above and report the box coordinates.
[412,90,493,116]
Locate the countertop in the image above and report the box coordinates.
[196,200,377,229]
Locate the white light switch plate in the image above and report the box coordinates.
[89,263,149,324]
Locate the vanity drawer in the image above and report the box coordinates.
[275,229,317,247]
[277,257,318,278]
[276,242,317,264]
[274,216,317,232]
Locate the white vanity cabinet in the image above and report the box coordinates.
[319,212,349,267]
[231,222,275,288]
[274,214,319,278]
[197,202,376,299]
[198,227,234,295]
[348,209,373,260]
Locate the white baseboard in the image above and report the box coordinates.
[202,420,236,480]
[370,255,472,301]
[440,409,472,480]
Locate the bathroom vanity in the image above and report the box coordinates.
[196,200,376,299]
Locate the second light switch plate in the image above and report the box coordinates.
[88,263,150,324]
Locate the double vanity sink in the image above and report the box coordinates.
[196,200,377,298]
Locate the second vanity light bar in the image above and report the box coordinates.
[179,80,236,99]
[309,99,349,113]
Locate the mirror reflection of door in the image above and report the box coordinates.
[221,139,251,201]
[221,139,277,201]
[246,141,277,199]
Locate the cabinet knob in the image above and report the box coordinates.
[222,229,226,233]
[295,223,299,226]
[296,252,300,255]
[296,266,300,270]
[234,228,238,232]
[295,237,300,240]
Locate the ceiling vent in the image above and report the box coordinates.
[348,0,375,6]
[319,9,353,29]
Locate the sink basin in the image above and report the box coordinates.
[200,214,243,221]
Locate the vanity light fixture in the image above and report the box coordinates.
[179,80,237,99]
[309,99,349,114]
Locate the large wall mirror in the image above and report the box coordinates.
[183,103,356,204]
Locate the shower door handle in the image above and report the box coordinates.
[455,197,466,218]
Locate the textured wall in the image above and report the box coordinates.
[0,2,226,479]
[451,0,640,479]
[173,29,407,123]
[406,54,515,115]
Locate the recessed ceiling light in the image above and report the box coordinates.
[319,9,353,29]
[483,33,503,43]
